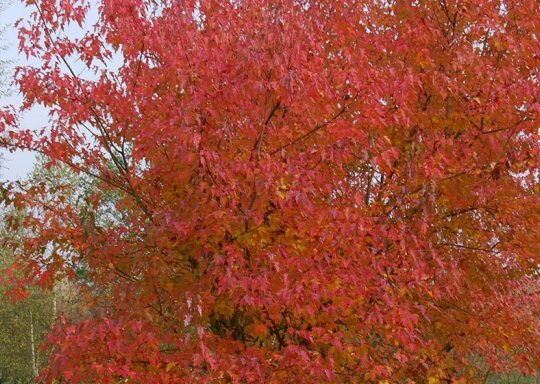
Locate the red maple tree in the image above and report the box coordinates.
[1,0,539,382]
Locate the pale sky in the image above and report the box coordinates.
[1,1,108,182]
[1,1,41,181]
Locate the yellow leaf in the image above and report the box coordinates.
[399,286,408,297]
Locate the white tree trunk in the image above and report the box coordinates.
[30,309,38,377]
[52,282,57,320]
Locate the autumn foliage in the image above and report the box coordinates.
[1,0,540,382]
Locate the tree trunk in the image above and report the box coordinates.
[29,310,38,378]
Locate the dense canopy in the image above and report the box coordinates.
[1,0,539,382]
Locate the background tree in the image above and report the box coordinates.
[0,245,53,383]
[0,161,53,383]
[0,0,539,383]
[0,157,83,383]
